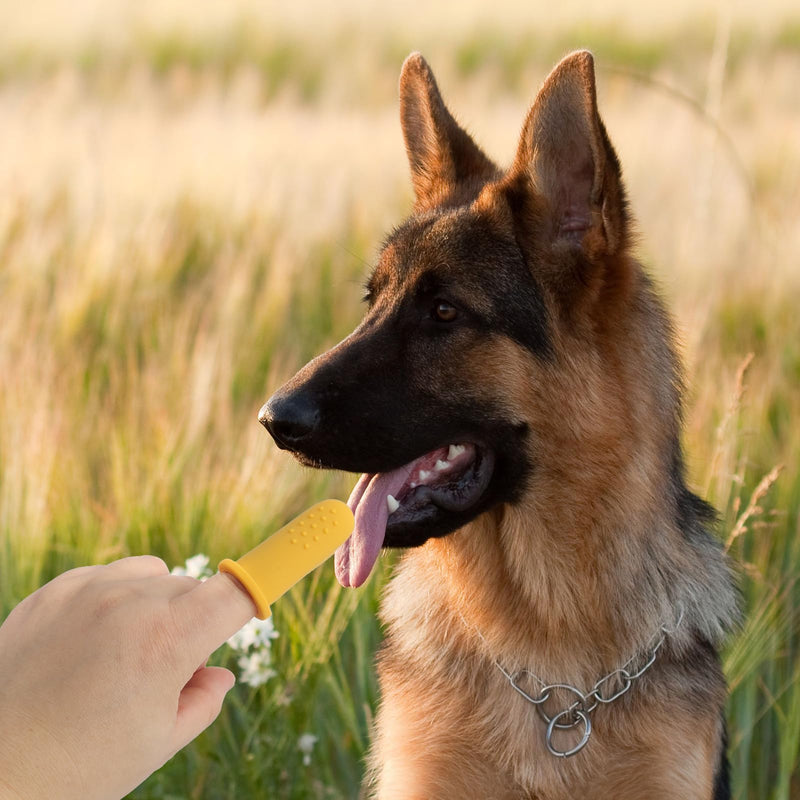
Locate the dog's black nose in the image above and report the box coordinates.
[258,392,320,448]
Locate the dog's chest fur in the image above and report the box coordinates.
[370,536,726,800]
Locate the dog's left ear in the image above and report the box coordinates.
[506,51,628,258]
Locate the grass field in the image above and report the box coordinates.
[1,1,799,797]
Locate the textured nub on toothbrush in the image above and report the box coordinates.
[219,499,354,619]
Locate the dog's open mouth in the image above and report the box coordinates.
[335,442,494,587]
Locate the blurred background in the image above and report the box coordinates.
[0,1,798,797]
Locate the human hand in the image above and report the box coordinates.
[0,556,256,800]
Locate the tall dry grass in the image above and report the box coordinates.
[0,1,798,797]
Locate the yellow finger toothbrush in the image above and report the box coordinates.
[219,500,354,619]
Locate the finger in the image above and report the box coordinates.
[171,572,257,664]
[153,574,202,593]
[18,564,117,611]
[102,555,170,578]
[130,573,203,601]
[168,666,236,753]
[111,574,203,606]
[29,565,105,597]
[17,558,170,606]
[53,564,106,582]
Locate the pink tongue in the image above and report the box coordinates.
[335,463,416,588]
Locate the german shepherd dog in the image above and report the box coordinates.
[259,51,737,799]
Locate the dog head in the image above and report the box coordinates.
[260,51,660,588]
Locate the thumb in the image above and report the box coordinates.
[168,666,236,753]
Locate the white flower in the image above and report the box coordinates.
[228,616,281,687]
[297,733,318,765]
[237,650,277,688]
[228,616,280,652]
[171,553,211,579]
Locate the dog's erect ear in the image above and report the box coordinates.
[507,51,627,256]
[399,53,498,210]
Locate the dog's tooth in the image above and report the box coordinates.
[419,470,431,482]
[386,494,400,514]
[434,459,449,471]
[448,444,465,460]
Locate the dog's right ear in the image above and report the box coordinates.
[399,53,498,210]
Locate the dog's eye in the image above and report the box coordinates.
[433,301,458,323]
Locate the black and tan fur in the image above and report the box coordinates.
[260,51,737,799]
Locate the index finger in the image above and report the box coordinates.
[173,500,353,663]
[173,571,257,663]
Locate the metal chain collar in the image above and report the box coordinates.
[461,606,684,759]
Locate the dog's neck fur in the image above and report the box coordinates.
[430,502,684,682]
[388,481,729,692]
